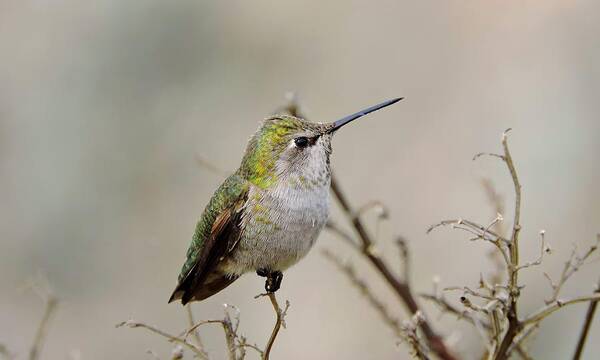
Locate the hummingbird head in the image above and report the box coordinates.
[239,98,403,189]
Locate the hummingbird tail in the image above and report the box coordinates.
[168,274,239,305]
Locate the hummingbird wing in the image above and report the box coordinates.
[169,174,249,304]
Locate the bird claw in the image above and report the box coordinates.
[256,268,269,277]
[265,271,283,293]
[256,269,283,292]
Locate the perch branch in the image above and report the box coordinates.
[572,278,600,360]
[330,175,456,360]
[256,293,289,360]
[323,249,403,337]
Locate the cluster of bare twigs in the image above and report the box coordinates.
[423,130,600,359]
[117,292,289,360]
[318,119,600,358]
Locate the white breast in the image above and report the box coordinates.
[225,179,330,275]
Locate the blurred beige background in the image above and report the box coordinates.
[1,0,599,359]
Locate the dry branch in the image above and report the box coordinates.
[260,293,289,360]
[420,293,490,330]
[119,294,287,360]
[467,130,523,359]
[28,281,58,360]
[329,174,457,360]
[401,311,431,360]
[521,294,600,326]
[0,344,14,360]
[544,236,599,305]
[433,129,599,359]
[322,249,404,338]
[572,278,600,360]
[185,305,209,359]
[116,320,208,356]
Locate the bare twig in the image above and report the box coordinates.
[427,219,507,243]
[182,319,230,341]
[572,278,600,360]
[473,152,505,161]
[323,249,403,337]
[181,304,256,360]
[396,237,410,285]
[444,286,499,303]
[544,236,599,304]
[124,306,258,360]
[516,230,549,272]
[502,128,522,288]
[433,130,527,359]
[185,305,209,359]
[330,175,457,360]
[521,294,600,326]
[28,285,58,360]
[220,308,239,360]
[401,311,431,360]
[116,320,206,356]
[423,290,532,358]
[427,219,511,269]
[0,344,15,360]
[258,293,289,360]
[354,200,390,221]
[420,293,484,326]
[487,129,522,360]
[490,308,502,352]
[325,221,360,249]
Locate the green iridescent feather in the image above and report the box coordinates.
[239,116,305,189]
[177,116,309,283]
[178,173,249,282]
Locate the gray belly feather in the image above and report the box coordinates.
[221,181,330,275]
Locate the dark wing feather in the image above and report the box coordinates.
[169,174,248,304]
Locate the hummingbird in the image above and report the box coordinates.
[169,98,402,304]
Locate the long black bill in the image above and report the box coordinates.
[328,97,403,133]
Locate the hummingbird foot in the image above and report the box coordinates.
[256,268,269,277]
[265,271,283,293]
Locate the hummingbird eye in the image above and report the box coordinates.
[294,136,310,148]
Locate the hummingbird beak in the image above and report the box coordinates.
[327,97,403,134]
